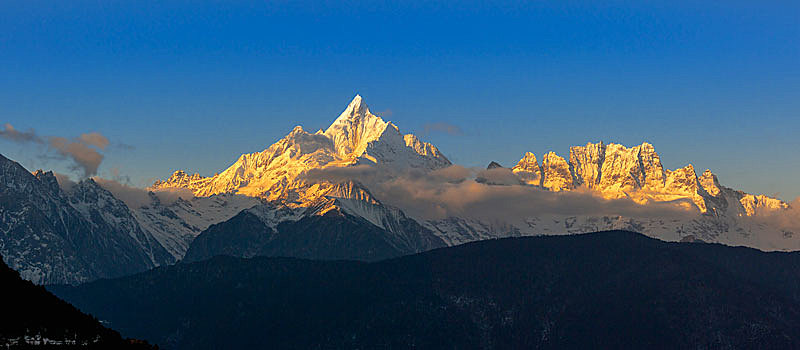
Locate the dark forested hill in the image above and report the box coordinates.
[0,254,155,349]
[51,231,800,349]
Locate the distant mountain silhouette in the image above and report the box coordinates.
[0,254,155,349]
[51,231,800,349]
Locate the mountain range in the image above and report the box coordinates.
[1,95,796,284]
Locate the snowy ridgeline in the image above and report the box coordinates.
[2,95,798,286]
[151,95,795,252]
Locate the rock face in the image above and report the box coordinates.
[419,141,794,252]
[0,154,172,285]
[512,152,542,186]
[510,141,788,216]
[540,152,573,191]
[131,193,260,260]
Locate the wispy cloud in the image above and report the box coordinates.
[422,122,463,136]
[300,164,693,222]
[0,123,122,178]
[48,137,104,177]
[0,123,44,144]
[109,166,131,184]
[92,177,195,209]
[79,132,110,150]
[376,109,393,117]
[114,142,136,151]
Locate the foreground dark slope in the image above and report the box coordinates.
[0,255,154,349]
[51,231,800,349]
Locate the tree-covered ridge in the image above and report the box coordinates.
[0,255,155,349]
[52,231,800,349]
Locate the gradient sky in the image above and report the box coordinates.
[1,1,798,199]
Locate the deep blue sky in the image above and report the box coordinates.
[1,1,798,199]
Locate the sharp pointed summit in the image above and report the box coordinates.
[153,94,451,199]
[326,94,372,130]
[347,94,367,113]
[324,94,388,157]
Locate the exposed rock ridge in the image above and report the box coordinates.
[0,154,173,284]
[511,141,788,216]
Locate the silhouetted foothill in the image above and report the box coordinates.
[52,231,800,350]
[0,254,155,349]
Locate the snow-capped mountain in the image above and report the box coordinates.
[131,193,260,259]
[64,177,174,268]
[426,142,794,251]
[2,94,797,284]
[509,141,787,216]
[153,96,795,256]
[152,95,450,200]
[149,95,454,263]
[0,154,172,284]
[0,96,453,284]
[148,96,454,263]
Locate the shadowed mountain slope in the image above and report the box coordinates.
[0,254,154,349]
[52,231,800,350]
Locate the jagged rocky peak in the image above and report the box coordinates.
[403,134,444,159]
[637,142,666,189]
[739,194,789,216]
[512,152,542,186]
[599,143,647,189]
[569,141,606,187]
[152,170,210,192]
[520,141,670,193]
[33,169,60,194]
[664,164,700,193]
[487,161,503,169]
[320,95,449,168]
[154,170,204,186]
[274,125,335,156]
[567,141,666,191]
[699,169,722,196]
[323,94,389,157]
[341,94,369,116]
[514,152,539,170]
[510,142,790,216]
[67,178,124,210]
[660,164,709,212]
[541,152,573,191]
